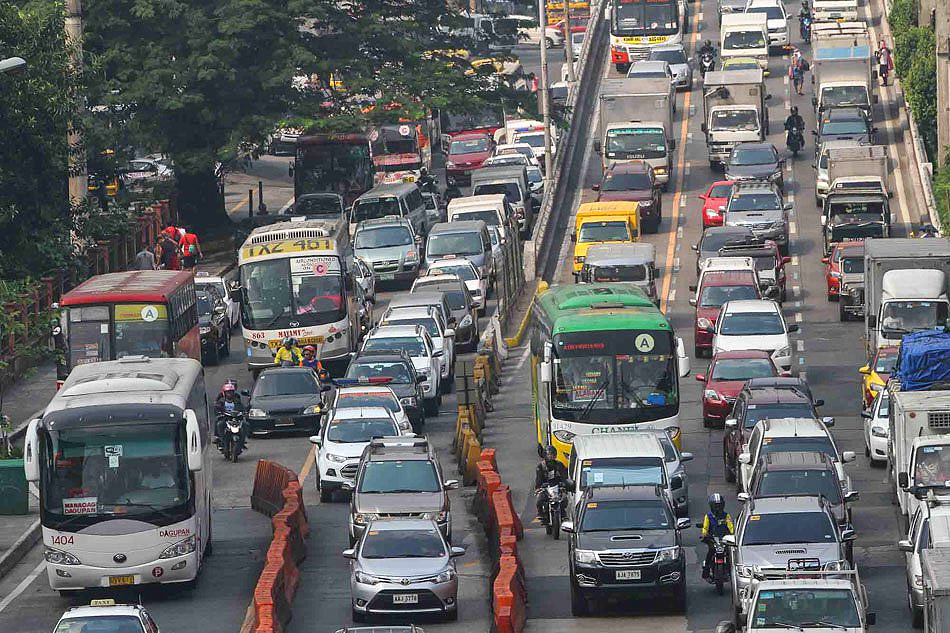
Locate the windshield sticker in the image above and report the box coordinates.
[923,446,943,453]
[759,591,773,599]
[63,497,98,515]
[99,323,109,334]
[755,618,766,626]
[582,460,592,466]
[634,334,655,352]
[140,305,160,322]
[114,304,168,322]
[593,472,604,483]
[104,445,123,457]
[291,256,341,275]
[109,456,120,469]
[586,503,598,509]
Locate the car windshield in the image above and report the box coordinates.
[293,195,342,216]
[604,129,667,158]
[723,30,766,49]
[54,616,145,633]
[454,210,499,226]
[731,147,776,166]
[579,457,664,488]
[603,171,652,191]
[724,59,759,70]
[841,257,863,274]
[746,5,784,19]
[359,460,441,493]
[821,119,867,135]
[720,311,784,336]
[741,511,836,545]
[913,445,950,488]
[353,196,401,223]
[699,285,760,308]
[253,371,318,397]
[701,232,753,253]
[355,226,414,249]
[651,49,687,64]
[580,500,673,532]
[881,301,950,336]
[450,138,490,154]
[384,317,439,338]
[326,418,397,443]
[578,221,630,242]
[709,184,734,198]
[361,528,445,559]
[756,468,843,503]
[364,336,425,356]
[427,233,483,256]
[744,402,817,428]
[711,358,776,381]
[874,350,898,373]
[431,263,477,281]
[761,437,837,460]
[821,85,870,107]
[336,392,398,413]
[710,110,759,131]
[347,361,414,384]
[752,589,861,629]
[730,193,781,211]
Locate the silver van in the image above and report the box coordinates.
[579,243,659,304]
[351,182,429,238]
[424,221,493,283]
[387,291,456,330]
[471,166,533,237]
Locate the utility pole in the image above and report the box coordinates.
[65,0,87,204]
[564,3,576,83]
[538,0,554,180]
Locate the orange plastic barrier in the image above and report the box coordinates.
[493,555,527,633]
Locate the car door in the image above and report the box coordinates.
[741,425,763,491]
[421,329,441,380]
[905,507,924,592]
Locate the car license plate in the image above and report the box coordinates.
[109,575,135,587]
[275,418,295,427]
[379,273,395,280]
[615,570,641,580]
[393,593,419,604]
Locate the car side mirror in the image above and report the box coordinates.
[309,435,322,446]
[872,127,879,134]
[241,389,251,397]
[680,452,694,462]
[898,539,914,552]
[691,244,698,252]
[701,123,707,133]
[321,384,332,393]
[716,621,737,633]
[444,328,456,338]
[811,130,818,136]
[593,140,602,154]
[841,528,856,542]
[725,419,738,429]
[676,517,691,530]
[688,284,697,292]
[570,232,576,242]
[868,315,877,328]
[866,612,876,625]
[821,257,830,264]
[814,399,825,407]
[841,450,856,463]
[695,374,706,382]
[738,452,751,464]
[671,475,683,490]
[343,548,356,559]
[688,298,696,306]
[592,183,601,191]
[782,256,791,265]
[787,323,799,332]
[861,410,873,419]
[433,349,444,357]
[737,492,750,502]
[560,520,575,533]
[450,546,467,557]
[898,472,909,489]
[417,374,427,384]
[718,205,726,213]
[858,365,870,375]
[444,479,460,490]
[722,535,736,547]
[844,490,860,503]
[820,215,827,226]
[784,203,793,211]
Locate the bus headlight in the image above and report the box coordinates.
[159,535,197,559]
[45,548,81,565]
[552,429,576,444]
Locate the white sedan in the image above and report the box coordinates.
[863,390,890,465]
[426,258,488,315]
[710,299,799,371]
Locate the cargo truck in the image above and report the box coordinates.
[594,78,675,189]
[863,238,950,355]
[815,142,887,205]
[812,22,876,117]
[700,69,771,167]
[922,548,950,633]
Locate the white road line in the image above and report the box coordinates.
[796,339,805,352]
[687,132,693,143]
[791,256,799,266]
[799,357,806,365]
[792,286,800,298]
[673,257,680,272]
[684,163,691,176]
[0,560,45,614]
[697,12,703,20]
[789,221,797,235]
[677,226,683,238]
[795,312,803,322]
[668,289,676,302]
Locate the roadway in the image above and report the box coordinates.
[485,0,928,631]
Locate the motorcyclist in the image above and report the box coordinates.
[701,493,735,580]
[784,106,805,149]
[418,168,437,193]
[214,381,246,443]
[699,39,716,58]
[535,445,570,522]
[799,1,812,39]
[274,336,303,366]
[302,345,320,370]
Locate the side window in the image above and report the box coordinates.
[400,196,410,217]
[919,519,931,551]
[748,426,762,454]
[482,230,490,252]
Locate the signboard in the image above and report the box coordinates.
[114,304,168,322]
[241,239,337,260]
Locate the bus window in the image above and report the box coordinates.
[66,306,111,368]
[114,304,171,358]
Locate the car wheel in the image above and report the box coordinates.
[221,328,231,357]
[545,37,555,48]
[445,605,459,622]
[352,608,366,624]
[839,300,848,322]
[570,580,589,616]
[694,345,702,358]
[319,483,333,504]
[670,582,687,613]
[909,585,923,628]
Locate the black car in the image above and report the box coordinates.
[287,193,346,221]
[563,484,690,616]
[410,276,478,351]
[344,352,426,431]
[814,107,877,155]
[197,288,230,364]
[247,367,330,434]
[724,142,784,190]
[692,226,757,276]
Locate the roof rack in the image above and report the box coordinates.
[752,568,859,582]
[369,436,429,451]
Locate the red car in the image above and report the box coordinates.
[698,180,734,228]
[821,240,864,301]
[696,351,782,427]
[689,270,761,358]
[593,161,662,233]
[445,133,494,185]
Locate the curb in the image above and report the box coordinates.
[0,519,41,581]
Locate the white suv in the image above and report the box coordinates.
[380,305,456,390]
[744,0,789,48]
[711,299,798,370]
[360,324,443,415]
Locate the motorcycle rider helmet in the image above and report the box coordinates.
[282,336,297,349]
[790,106,798,115]
[544,445,558,466]
[303,345,316,355]
[708,492,726,517]
[222,381,236,395]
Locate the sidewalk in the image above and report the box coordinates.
[223,155,295,220]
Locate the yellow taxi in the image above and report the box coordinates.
[571,201,640,274]
[858,345,899,409]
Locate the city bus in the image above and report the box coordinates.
[236,219,358,373]
[609,0,686,72]
[529,283,690,464]
[23,357,212,593]
[55,271,200,386]
[293,132,375,208]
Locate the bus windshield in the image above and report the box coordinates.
[551,330,678,422]
[67,304,172,368]
[295,141,374,204]
[612,0,679,36]
[40,423,191,530]
[240,255,346,330]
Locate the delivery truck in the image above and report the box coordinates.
[812,21,876,117]
[701,69,771,167]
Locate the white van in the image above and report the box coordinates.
[720,13,770,73]
[567,433,671,511]
[446,194,514,242]
[351,182,429,238]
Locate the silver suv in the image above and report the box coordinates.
[354,216,422,285]
[724,181,792,254]
[727,495,855,624]
[348,436,459,545]
[344,519,465,622]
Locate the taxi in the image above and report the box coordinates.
[571,201,640,274]
[859,346,899,410]
[53,599,159,633]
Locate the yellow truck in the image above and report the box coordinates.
[571,201,641,274]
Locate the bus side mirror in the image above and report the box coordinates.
[184,410,204,472]
[540,360,553,383]
[24,419,41,483]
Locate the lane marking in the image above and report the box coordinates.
[792,285,800,298]
[796,339,804,352]
[228,196,248,214]
[298,446,316,485]
[789,221,797,235]
[0,560,45,614]
[795,312,803,322]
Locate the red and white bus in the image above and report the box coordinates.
[55,271,200,384]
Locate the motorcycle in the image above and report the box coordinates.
[786,127,804,157]
[217,409,247,462]
[541,483,567,539]
[699,531,732,595]
[800,14,812,43]
[700,51,715,77]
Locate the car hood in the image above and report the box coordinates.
[707,379,747,398]
[359,556,450,578]
[597,190,653,203]
[668,62,690,76]
[715,333,788,353]
[576,528,676,551]
[449,151,491,165]
[252,394,320,412]
[355,492,445,514]
[738,541,842,568]
[324,439,372,460]
[727,209,783,224]
[357,245,412,262]
[726,164,778,181]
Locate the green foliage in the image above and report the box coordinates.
[887,0,917,31]
[889,0,937,161]
[893,27,929,79]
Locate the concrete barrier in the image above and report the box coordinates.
[493,555,528,633]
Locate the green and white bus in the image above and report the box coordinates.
[529,283,690,464]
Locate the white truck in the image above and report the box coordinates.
[720,13,769,73]
[863,239,950,354]
[815,142,887,204]
[890,387,950,517]
[812,22,876,117]
[701,69,771,167]
[922,548,950,633]
[594,78,675,189]
[813,0,859,21]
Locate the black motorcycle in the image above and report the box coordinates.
[699,530,732,595]
[217,409,247,462]
[540,483,567,539]
[786,127,805,157]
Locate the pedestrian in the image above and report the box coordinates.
[132,243,157,271]
[528,72,539,93]
[158,230,180,270]
[178,226,202,271]
[877,40,893,86]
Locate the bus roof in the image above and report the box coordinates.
[61,271,194,306]
[553,307,671,335]
[536,284,669,334]
[537,283,655,313]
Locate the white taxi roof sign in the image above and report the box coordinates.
[90,599,116,606]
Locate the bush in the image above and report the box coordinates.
[934,157,950,231]
[904,30,937,157]
[888,0,917,32]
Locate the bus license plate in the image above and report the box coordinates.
[615,570,641,580]
[109,575,135,586]
[393,593,418,604]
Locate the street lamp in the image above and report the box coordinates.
[0,57,26,75]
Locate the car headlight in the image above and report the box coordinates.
[303,404,322,415]
[199,326,211,335]
[353,513,378,525]
[405,250,418,263]
[399,396,417,407]
[45,548,81,565]
[697,317,713,330]
[823,559,850,571]
[553,429,576,444]
[459,314,473,328]
[248,408,267,418]
[656,546,680,563]
[160,535,197,559]
[574,256,585,264]
[574,549,597,564]
[435,567,457,583]
[872,425,888,438]
[355,570,381,585]
[736,564,755,578]
[325,453,347,463]
[704,389,722,401]
[773,346,791,358]
[446,161,456,169]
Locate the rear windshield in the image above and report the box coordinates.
[590,264,647,282]
[700,285,760,307]
[347,361,414,384]
[364,336,425,356]
[353,196,401,223]
[454,210,499,226]
[474,182,523,203]
[754,469,842,503]
[711,358,776,381]
[428,233,483,256]
[761,436,836,460]
[578,221,630,243]
[336,392,399,413]
[253,371,318,397]
[327,418,398,443]
[450,138,490,154]
[359,460,441,493]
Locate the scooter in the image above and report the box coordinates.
[700,51,715,77]
[786,127,805,157]
[217,409,247,462]
[541,483,567,539]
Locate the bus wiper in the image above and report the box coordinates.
[260,309,291,331]
[579,380,609,421]
[619,367,646,408]
[106,502,174,519]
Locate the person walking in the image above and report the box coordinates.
[158,230,180,270]
[877,40,893,86]
[178,226,203,271]
[132,243,157,271]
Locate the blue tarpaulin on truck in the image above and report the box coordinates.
[894,330,950,390]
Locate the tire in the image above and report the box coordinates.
[445,606,459,622]
[352,608,366,624]
[670,582,687,612]
[827,291,835,302]
[724,450,736,483]
[552,511,561,540]
[545,37,555,48]
[570,581,589,616]
[695,345,703,358]
[221,329,231,357]
[230,439,240,463]
[545,521,553,535]
[910,587,923,628]
[223,437,232,461]
[319,483,333,503]
[716,577,725,595]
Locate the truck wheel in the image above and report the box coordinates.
[839,301,848,322]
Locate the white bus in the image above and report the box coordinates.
[23,356,212,594]
[237,219,358,373]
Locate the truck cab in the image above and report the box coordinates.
[720,13,769,72]
[874,269,949,350]
[821,185,890,254]
[571,208,640,274]
[701,69,770,167]
[890,388,950,517]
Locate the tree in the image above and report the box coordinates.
[83,0,305,231]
